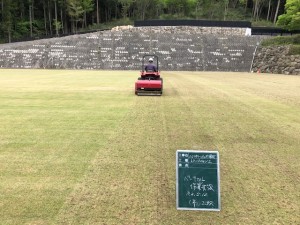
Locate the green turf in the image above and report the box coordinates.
[0,69,299,224]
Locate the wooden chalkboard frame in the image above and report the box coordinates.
[176,150,221,211]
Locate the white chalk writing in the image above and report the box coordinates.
[190,159,213,164]
[179,153,216,165]
[189,199,214,208]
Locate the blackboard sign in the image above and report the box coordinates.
[176,150,220,211]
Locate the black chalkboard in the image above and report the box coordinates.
[176,150,220,211]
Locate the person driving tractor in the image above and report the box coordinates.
[135,54,162,96]
[145,58,157,72]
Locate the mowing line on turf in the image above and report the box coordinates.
[55,72,299,224]
[0,70,299,224]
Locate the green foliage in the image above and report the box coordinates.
[277,0,300,30]
[261,34,300,55]
[288,45,300,55]
[67,0,84,20]
[0,0,293,43]
[118,0,135,18]
[0,30,5,43]
[81,0,94,13]
[251,19,275,27]
[1,0,14,42]
[224,7,251,21]
[159,13,193,20]
[13,20,46,39]
[13,21,30,38]
[261,34,300,46]
[53,20,63,33]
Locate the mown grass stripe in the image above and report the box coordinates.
[0,70,299,224]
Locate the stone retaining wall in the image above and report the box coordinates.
[0,26,262,71]
[252,46,300,75]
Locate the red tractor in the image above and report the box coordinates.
[135,55,163,96]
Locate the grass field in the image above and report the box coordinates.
[0,69,299,225]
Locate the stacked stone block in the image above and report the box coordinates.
[252,46,300,75]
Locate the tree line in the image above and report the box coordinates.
[0,0,299,43]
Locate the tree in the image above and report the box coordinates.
[81,0,94,28]
[252,0,266,21]
[277,0,300,30]
[29,0,33,37]
[273,0,283,24]
[198,0,226,20]
[0,0,292,43]
[54,0,58,36]
[266,0,272,21]
[96,0,99,23]
[47,0,53,35]
[187,0,213,19]
[118,0,134,18]
[1,0,13,42]
[189,0,201,19]
[224,0,230,20]
[42,1,48,35]
[135,0,151,20]
[101,0,118,21]
[57,0,68,34]
[67,0,84,33]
